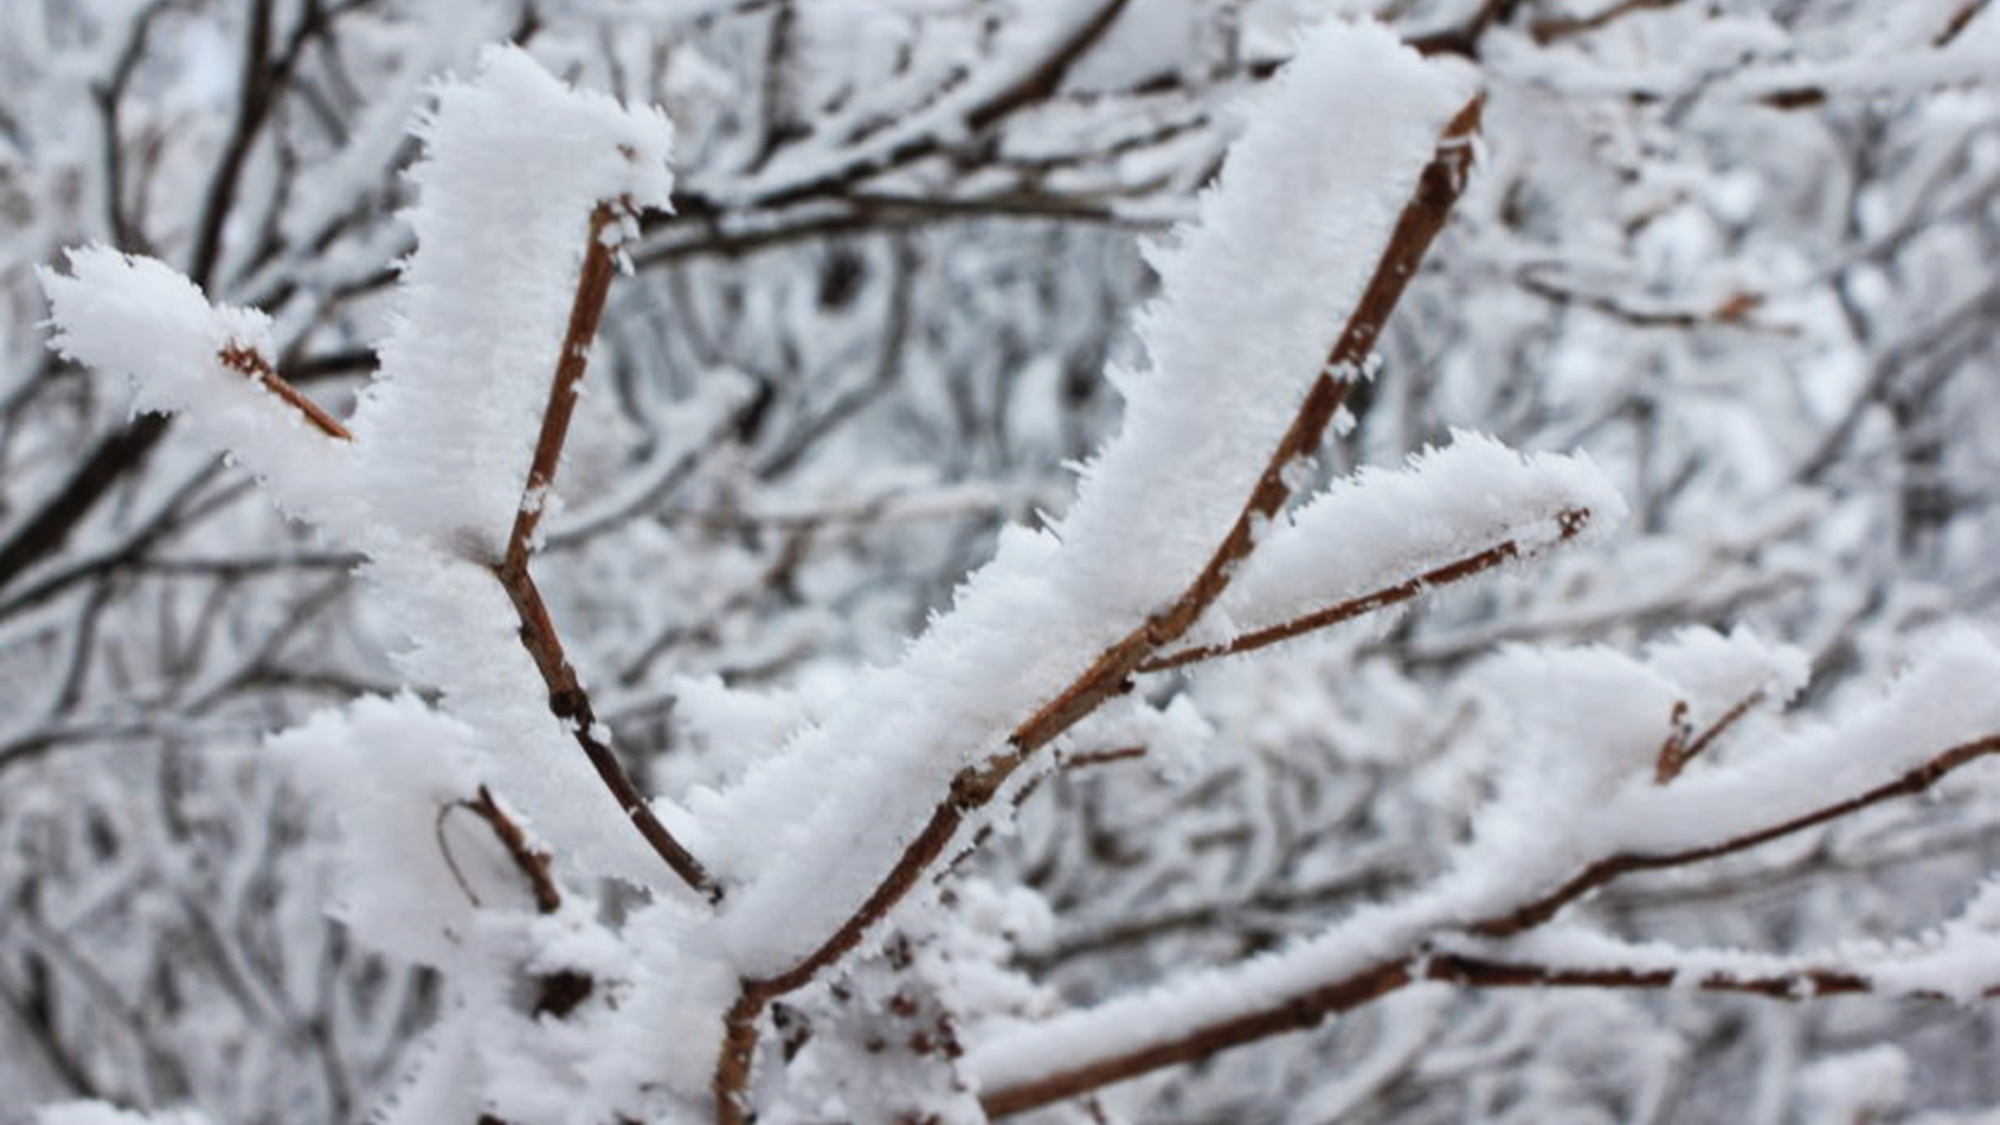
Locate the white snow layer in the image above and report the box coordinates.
[35,1107,214,1125]
[1055,21,1478,620]
[686,20,1481,977]
[347,44,674,558]
[271,694,492,966]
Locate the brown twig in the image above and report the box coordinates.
[1140,509,1590,673]
[1655,691,1764,785]
[1517,272,1775,332]
[453,788,599,1018]
[491,200,721,903]
[1062,746,1148,770]
[462,785,563,914]
[1479,733,2000,937]
[503,201,619,574]
[1937,0,1991,46]
[496,547,720,902]
[218,344,352,441]
[711,94,1486,1125]
[978,732,2000,1117]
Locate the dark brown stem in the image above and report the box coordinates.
[1421,952,1877,998]
[1140,508,1589,673]
[1937,0,1991,46]
[711,95,1485,1124]
[493,200,720,903]
[1527,0,1686,45]
[493,562,720,902]
[978,732,2000,1116]
[981,963,1418,1118]
[456,788,598,1018]
[1062,746,1147,770]
[1476,733,2000,938]
[965,0,1135,132]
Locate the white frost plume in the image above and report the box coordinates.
[271,694,494,967]
[1055,19,1479,618]
[348,44,675,557]
[38,248,355,525]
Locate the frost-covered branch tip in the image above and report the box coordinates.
[974,627,2000,1115]
[1141,507,1589,672]
[39,247,355,519]
[1145,434,1628,671]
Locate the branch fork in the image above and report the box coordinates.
[711,91,1488,1123]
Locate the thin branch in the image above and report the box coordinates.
[965,0,1134,132]
[1517,271,1775,332]
[462,785,563,914]
[978,732,2000,1117]
[1655,690,1763,784]
[1936,0,1991,46]
[982,961,1419,1118]
[705,0,1135,213]
[1140,508,1590,673]
[490,201,721,903]
[495,547,720,902]
[711,94,1485,1125]
[502,201,620,574]
[1421,951,1896,1001]
[188,0,276,286]
[218,344,352,440]
[1475,733,2000,937]
[1528,0,1687,44]
[1062,746,1147,770]
[0,416,171,594]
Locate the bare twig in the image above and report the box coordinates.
[1528,0,1687,44]
[218,345,353,441]
[451,787,597,1017]
[503,202,620,574]
[490,201,721,903]
[1418,951,1877,997]
[1936,0,1991,46]
[1655,691,1763,785]
[711,94,1486,1124]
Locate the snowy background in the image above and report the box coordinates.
[3,1,2000,1122]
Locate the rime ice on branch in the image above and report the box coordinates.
[40,46,694,892]
[688,18,1487,976]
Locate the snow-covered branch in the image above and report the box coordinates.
[13,2,2000,1122]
